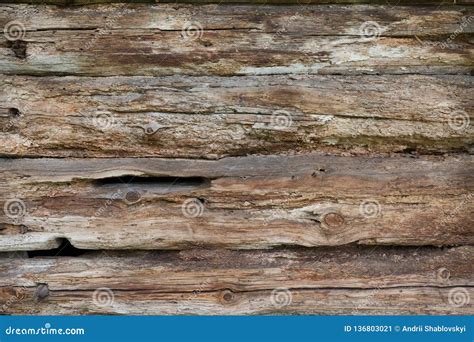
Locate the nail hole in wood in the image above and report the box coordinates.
[34,283,49,300]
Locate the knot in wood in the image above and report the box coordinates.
[322,212,345,228]
[436,267,451,282]
[221,289,235,304]
[125,191,141,204]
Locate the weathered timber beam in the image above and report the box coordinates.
[0,5,473,76]
[1,154,472,250]
[1,4,473,34]
[1,75,472,158]
[0,246,472,314]
[0,1,473,5]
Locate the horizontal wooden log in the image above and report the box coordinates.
[0,246,472,314]
[1,0,474,5]
[2,4,473,35]
[1,154,472,250]
[1,74,472,158]
[0,5,473,76]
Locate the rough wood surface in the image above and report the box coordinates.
[1,5,473,76]
[1,0,473,5]
[1,154,472,250]
[0,1,473,316]
[1,74,473,158]
[0,246,472,314]
[2,4,473,34]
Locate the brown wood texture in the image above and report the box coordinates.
[1,154,472,251]
[1,0,473,5]
[0,1,473,316]
[0,5,473,76]
[1,246,473,314]
[1,74,473,158]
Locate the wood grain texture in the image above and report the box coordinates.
[1,74,473,158]
[1,154,472,250]
[0,1,473,317]
[1,0,473,5]
[0,246,472,314]
[2,4,473,34]
[0,4,473,76]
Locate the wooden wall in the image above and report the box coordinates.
[0,0,473,315]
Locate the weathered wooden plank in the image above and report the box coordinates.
[0,5,473,76]
[3,287,473,315]
[1,154,472,250]
[1,75,472,158]
[1,0,473,5]
[1,4,473,35]
[1,246,472,314]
